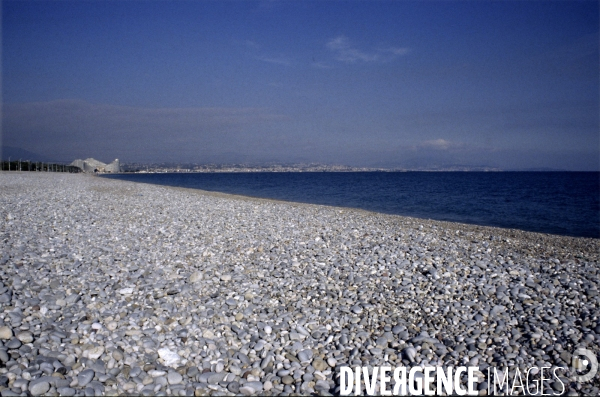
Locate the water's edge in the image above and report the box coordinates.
[101,172,600,239]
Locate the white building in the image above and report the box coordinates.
[70,158,121,173]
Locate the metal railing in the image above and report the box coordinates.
[0,160,81,173]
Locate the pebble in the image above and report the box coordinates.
[313,358,329,371]
[16,331,33,343]
[0,326,13,340]
[106,321,118,332]
[227,381,240,393]
[0,172,598,397]
[282,375,294,385]
[403,347,417,362]
[167,371,183,385]
[57,387,76,396]
[225,298,237,306]
[298,349,313,364]
[190,271,203,282]
[86,346,104,360]
[239,386,255,395]
[77,369,95,387]
[149,370,166,377]
[157,348,181,367]
[29,381,50,396]
[5,338,21,349]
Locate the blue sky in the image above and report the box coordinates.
[2,1,598,169]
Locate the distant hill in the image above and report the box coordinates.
[505,167,570,172]
[1,146,53,162]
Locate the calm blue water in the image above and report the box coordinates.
[102,172,600,238]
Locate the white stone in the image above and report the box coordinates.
[87,346,105,360]
[16,331,33,343]
[157,348,181,367]
[190,271,203,282]
[264,380,273,391]
[0,326,13,340]
[106,321,118,331]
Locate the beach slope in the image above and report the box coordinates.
[1,172,599,395]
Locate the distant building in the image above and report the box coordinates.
[104,159,121,173]
[70,158,121,173]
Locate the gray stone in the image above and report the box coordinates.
[5,337,21,349]
[490,305,506,316]
[225,298,237,307]
[167,371,183,385]
[403,347,417,362]
[227,381,240,394]
[282,375,294,385]
[244,381,264,393]
[29,381,50,396]
[112,349,124,361]
[186,366,199,378]
[239,386,255,396]
[77,369,95,387]
[57,387,76,397]
[198,371,225,384]
[297,349,313,363]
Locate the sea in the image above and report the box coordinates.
[102,172,600,239]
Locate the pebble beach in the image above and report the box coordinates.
[1,172,599,396]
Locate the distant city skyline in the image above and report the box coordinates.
[2,1,599,170]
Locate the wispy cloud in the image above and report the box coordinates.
[419,139,453,150]
[242,40,293,66]
[326,36,378,62]
[256,55,293,66]
[414,139,495,154]
[310,61,333,69]
[244,40,261,49]
[326,35,409,64]
[383,47,410,56]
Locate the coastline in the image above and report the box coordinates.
[100,171,600,239]
[106,174,599,256]
[1,172,599,395]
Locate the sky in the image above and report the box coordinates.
[2,1,599,170]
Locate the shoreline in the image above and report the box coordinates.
[99,172,600,240]
[1,172,599,395]
[99,174,599,249]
